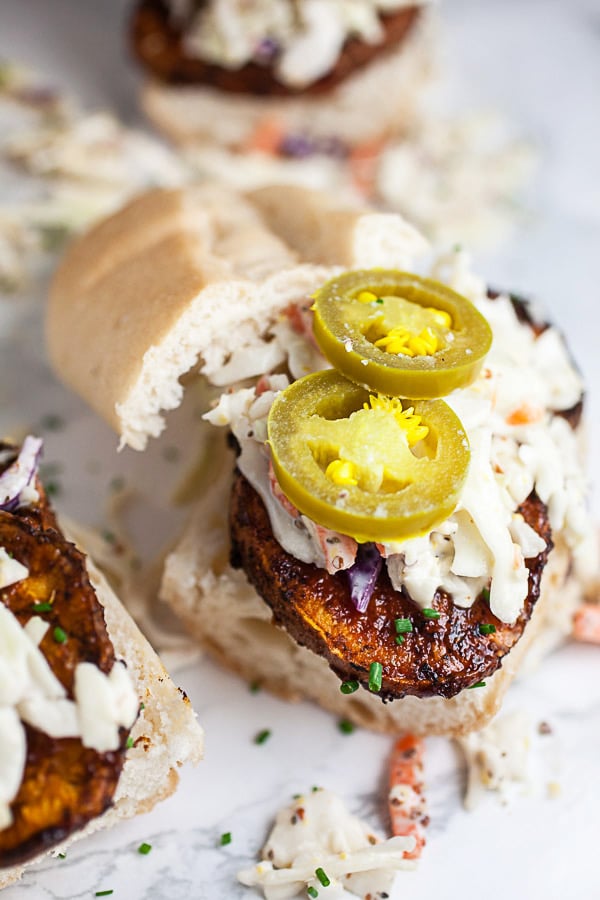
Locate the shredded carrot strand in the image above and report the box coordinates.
[573,603,600,644]
[388,734,427,859]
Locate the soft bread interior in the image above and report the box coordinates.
[48,185,421,450]
[0,554,203,888]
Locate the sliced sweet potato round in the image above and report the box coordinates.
[0,513,131,867]
[229,472,552,701]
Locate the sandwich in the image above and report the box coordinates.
[131,0,432,151]
[0,436,203,887]
[46,183,596,738]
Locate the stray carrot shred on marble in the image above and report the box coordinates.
[244,118,285,154]
[388,734,427,859]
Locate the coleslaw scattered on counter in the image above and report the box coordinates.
[237,787,415,899]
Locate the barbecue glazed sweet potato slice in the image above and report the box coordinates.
[229,473,553,701]
[131,0,420,95]
[0,513,133,867]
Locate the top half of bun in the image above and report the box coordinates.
[47,183,429,450]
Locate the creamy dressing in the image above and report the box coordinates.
[173,0,428,89]
[458,710,533,810]
[237,787,414,899]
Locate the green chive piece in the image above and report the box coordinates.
[395,634,405,645]
[220,832,232,846]
[340,680,359,694]
[249,680,261,694]
[394,617,413,634]
[53,626,67,644]
[40,413,65,432]
[95,892,114,897]
[468,681,487,689]
[58,852,66,859]
[375,298,384,304]
[422,608,440,620]
[44,481,61,497]
[254,729,271,745]
[138,842,152,855]
[315,868,331,887]
[31,602,53,613]
[481,587,491,602]
[478,623,496,635]
[307,888,319,899]
[338,718,355,735]
[126,737,134,749]
[140,703,145,711]
[368,661,383,693]
[311,786,320,793]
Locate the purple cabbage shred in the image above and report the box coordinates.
[346,542,382,613]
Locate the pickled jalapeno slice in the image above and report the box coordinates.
[312,269,492,398]
[267,370,470,543]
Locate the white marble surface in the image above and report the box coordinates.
[1,1,600,898]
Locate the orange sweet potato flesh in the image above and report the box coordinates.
[229,472,553,701]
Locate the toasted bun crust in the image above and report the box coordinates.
[48,185,426,450]
[160,451,579,737]
[0,549,203,887]
[140,13,434,148]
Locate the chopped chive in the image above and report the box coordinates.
[311,786,320,793]
[481,587,491,603]
[478,623,496,635]
[162,445,181,463]
[102,530,116,544]
[31,602,53,613]
[219,832,232,846]
[254,729,271,745]
[53,626,67,644]
[307,888,319,899]
[340,680,359,694]
[44,480,61,497]
[468,681,487,689]
[315,868,331,887]
[422,608,440,620]
[139,703,145,711]
[57,852,66,859]
[368,661,383,693]
[95,893,114,898]
[126,737,134,749]
[375,298,384,304]
[338,718,355,735]
[138,842,152,855]
[394,634,405,645]
[394,617,413,634]
[249,680,261,694]
[40,413,64,432]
